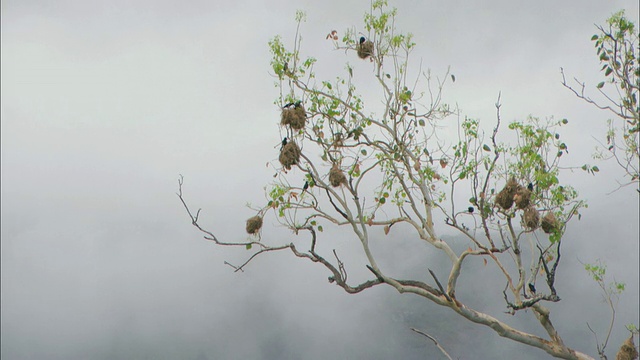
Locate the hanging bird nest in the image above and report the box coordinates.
[514,186,532,210]
[245,215,263,235]
[616,336,638,360]
[357,40,374,59]
[495,177,519,210]
[281,104,307,130]
[329,165,347,187]
[541,212,559,234]
[523,206,540,230]
[279,141,301,170]
[495,189,514,209]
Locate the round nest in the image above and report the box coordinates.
[514,186,532,210]
[357,40,374,59]
[281,105,306,130]
[246,215,263,235]
[329,165,347,187]
[523,206,540,230]
[495,177,519,210]
[279,141,301,170]
[496,189,514,209]
[541,212,559,234]
[616,336,638,360]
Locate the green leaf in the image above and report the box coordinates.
[361,149,368,155]
[418,119,425,126]
[592,166,600,172]
[591,34,598,41]
[246,244,252,250]
[482,144,491,151]
[318,225,323,232]
[605,67,613,76]
[597,81,605,89]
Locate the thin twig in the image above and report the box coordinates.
[410,327,453,360]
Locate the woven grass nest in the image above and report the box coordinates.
[514,186,532,210]
[523,206,540,230]
[279,141,301,170]
[540,212,559,234]
[329,165,347,187]
[245,215,263,235]
[357,37,374,59]
[281,104,306,130]
[616,336,638,360]
[496,177,519,210]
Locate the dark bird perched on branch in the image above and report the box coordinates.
[527,182,534,191]
[528,283,536,294]
[468,206,474,213]
[280,137,288,151]
[302,181,309,193]
[359,36,366,44]
[283,100,302,109]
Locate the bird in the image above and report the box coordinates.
[528,283,536,294]
[302,181,309,193]
[527,182,534,191]
[359,36,366,44]
[468,206,474,213]
[280,137,288,151]
[283,101,302,109]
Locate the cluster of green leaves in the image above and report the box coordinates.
[589,10,639,184]
[267,184,292,218]
[508,117,581,208]
[584,261,626,295]
[592,10,638,98]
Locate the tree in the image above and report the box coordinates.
[179,2,637,359]
[561,10,639,192]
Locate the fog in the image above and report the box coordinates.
[2,0,639,359]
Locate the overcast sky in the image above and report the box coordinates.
[2,1,639,359]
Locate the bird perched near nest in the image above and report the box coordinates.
[357,36,374,59]
[283,100,302,109]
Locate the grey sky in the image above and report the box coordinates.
[2,1,639,359]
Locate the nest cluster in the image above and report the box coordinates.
[278,101,306,170]
[245,215,263,235]
[329,165,347,187]
[495,178,559,233]
[281,104,307,130]
[279,141,301,170]
[357,39,374,59]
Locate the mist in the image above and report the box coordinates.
[2,0,638,359]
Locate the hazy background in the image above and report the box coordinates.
[2,0,638,359]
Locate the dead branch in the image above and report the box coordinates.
[410,327,454,360]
